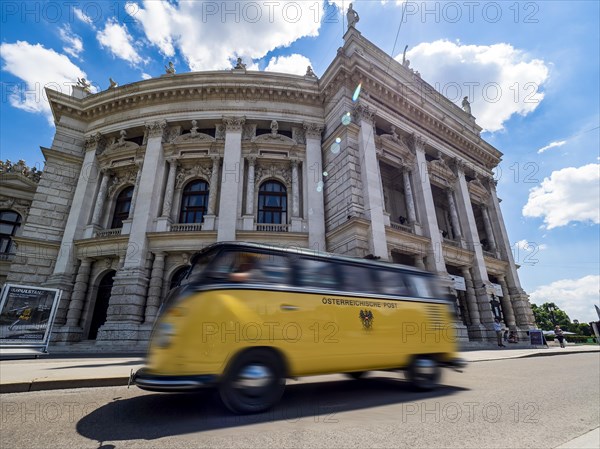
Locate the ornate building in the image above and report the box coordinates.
[3,21,534,349]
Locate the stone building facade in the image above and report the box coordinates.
[2,25,534,349]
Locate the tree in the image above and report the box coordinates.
[531,302,571,330]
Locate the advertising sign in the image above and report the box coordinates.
[449,275,466,291]
[529,329,545,346]
[491,283,503,297]
[0,284,61,348]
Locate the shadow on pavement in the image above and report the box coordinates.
[77,376,467,442]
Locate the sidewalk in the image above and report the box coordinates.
[1,345,598,394]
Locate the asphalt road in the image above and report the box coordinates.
[1,353,598,449]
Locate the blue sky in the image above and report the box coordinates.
[1,1,599,322]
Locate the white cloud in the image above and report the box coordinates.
[96,18,144,66]
[401,40,549,132]
[74,7,95,27]
[529,275,600,323]
[141,73,152,80]
[265,54,312,75]
[515,239,548,251]
[59,25,84,59]
[523,164,600,229]
[126,0,323,71]
[0,41,90,123]
[537,140,567,154]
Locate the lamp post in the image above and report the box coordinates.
[547,304,557,326]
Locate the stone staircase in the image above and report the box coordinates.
[48,340,146,356]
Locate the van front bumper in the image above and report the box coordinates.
[130,368,218,392]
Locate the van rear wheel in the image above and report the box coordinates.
[219,349,285,414]
[407,356,441,391]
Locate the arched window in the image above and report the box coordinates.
[258,180,287,224]
[111,186,134,229]
[179,180,209,224]
[0,210,22,254]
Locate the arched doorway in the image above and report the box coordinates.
[88,270,115,340]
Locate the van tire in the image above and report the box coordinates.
[407,356,441,391]
[345,371,367,380]
[219,349,286,414]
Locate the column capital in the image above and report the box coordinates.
[84,133,106,154]
[452,157,467,173]
[152,251,166,258]
[222,116,246,131]
[79,257,94,265]
[99,167,112,176]
[407,133,426,153]
[145,120,167,139]
[352,102,376,125]
[166,156,178,165]
[246,155,256,165]
[303,122,324,139]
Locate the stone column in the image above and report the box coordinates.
[461,266,482,327]
[446,188,462,241]
[354,103,388,259]
[304,122,326,250]
[217,116,245,241]
[408,134,446,273]
[402,166,417,225]
[144,252,165,323]
[453,161,494,331]
[161,158,178,219]
[97,120,168,345]
[481,205,497,252]
[91,169,110,226]
[498,274,516,328]
[245,156,256,216]
[414,255,425,269]
[291,159,300,217]
[128,162,144,219]
[204,155,221,231]
[65,258,93,327]
[486,180,534,328]
[50,134,106,331]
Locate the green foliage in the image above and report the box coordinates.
[531,302,571,330]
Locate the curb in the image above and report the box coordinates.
[0,377,130,394]
[467,349,600,363]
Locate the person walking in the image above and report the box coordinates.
[494,318,505,347]
[555,325,566,348]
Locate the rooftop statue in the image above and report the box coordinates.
[165,61,175,75]
[347,3,360,29]
[77,77,92,93]
[108,78,118,89]
[462,96,472,115]
[234,57,246,70]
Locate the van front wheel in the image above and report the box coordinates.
[219,349,286,414]
[407,356,441,391]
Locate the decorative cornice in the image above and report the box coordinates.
[352,102,375,124]
[0,160,42,183]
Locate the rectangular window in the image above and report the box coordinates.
[376,270,414,297]
[341,264,376,294]
[296,258,339,290]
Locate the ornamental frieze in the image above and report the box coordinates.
[175,163,212,188]
[0,160,42,183]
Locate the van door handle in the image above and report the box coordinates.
[280,304,299,311]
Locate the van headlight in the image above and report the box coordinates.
[154,322,176,348]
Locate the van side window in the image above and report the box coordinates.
[377,270,413,296]
[297,258,339,290]
[257,254,290,284]
[341,264,376,294]
[409,275,436,298]
[207,251,290,285]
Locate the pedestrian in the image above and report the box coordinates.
[494,318,505,347]
[555,325,566,348]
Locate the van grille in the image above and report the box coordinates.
[424,304,446,327]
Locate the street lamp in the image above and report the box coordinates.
[547,304,557,326]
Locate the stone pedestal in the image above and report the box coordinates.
[83,224,101,239]
[51,326,84,343]
[95,322,143,345]
[121,219,133,235]
[155,216,172,232]
[291,217,303,232]
[242,215,254,231]
[203,215,217,231]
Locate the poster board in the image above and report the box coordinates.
[0,284,61,352]
[529,329,545,346]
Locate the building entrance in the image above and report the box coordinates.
[88,270,115,340]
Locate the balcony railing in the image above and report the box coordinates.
[171,223,203,232]
[443,238,460,248]
[390,221,412,233]
[255,224,289,232]
[96,228,122,238]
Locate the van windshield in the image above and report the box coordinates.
[184,249,218,284]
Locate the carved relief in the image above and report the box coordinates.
[254,161,292,189]
[145,120,168,140]
[0,196,31,218]
[242,124,257,141]
[175,163,212,188]
[292,127,306,145]
[352,103,375,125]
[84,133,107,155]
[108,167,138,196]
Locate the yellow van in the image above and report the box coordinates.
[131,242,466,413]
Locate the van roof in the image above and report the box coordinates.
[196,241,431,275]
